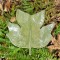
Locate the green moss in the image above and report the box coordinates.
[54,24,60,35]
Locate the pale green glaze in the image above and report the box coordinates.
[6,9,55,55]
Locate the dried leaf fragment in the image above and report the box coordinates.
[4,0,11,12]
[10,17,16,22]
[48,34,60,51]
[0,3,3,11]
[55,0,60,5]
